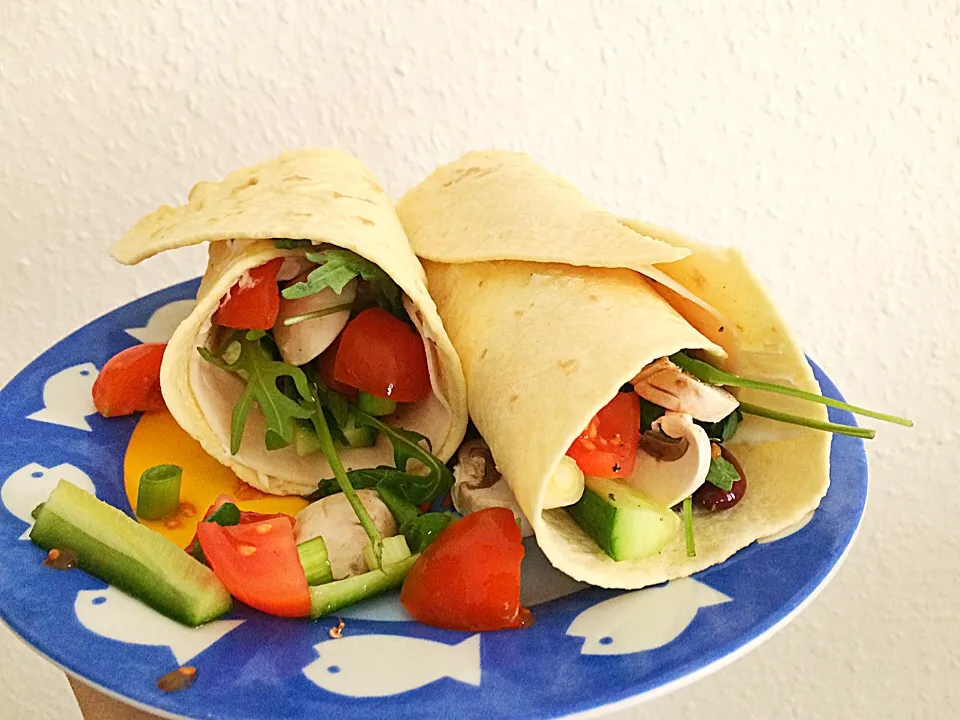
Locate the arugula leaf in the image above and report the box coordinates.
[281,248,401,313]
[315,414,453,514]
[198,332,313,454]
[639,397,666,432]
[273,239,314,250]
[354,411,453,498]
[401,513,457,553]
[377,486,457,553]
[704,456,739,492]
[317,466,448,506]
[669,352,911,428]
[302,391,384,566]
[695,408,742,442]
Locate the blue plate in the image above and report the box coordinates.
[0,280,867,719]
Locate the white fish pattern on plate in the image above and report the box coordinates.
[75,587,244,665]
[124,300,196,344]
[303,634,481,697]
[567,578,731,655]
[26,363,99,431]
[1,462,96,539]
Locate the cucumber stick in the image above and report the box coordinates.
[309,554,418,620]
[31,480,232,627]
[567,476,681,561]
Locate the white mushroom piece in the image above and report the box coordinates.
[632,357,739,423]
[452,439,585,538]
[293,489,398,580]
[621,412,713,509]
[272,273,357,367]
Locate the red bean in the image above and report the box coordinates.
[694,446,747,511]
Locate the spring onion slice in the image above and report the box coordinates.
[669,353,912,427]
[682,497,696,558]
[136,464,183,520]
[739,402,876,439]
[297,536,334,585]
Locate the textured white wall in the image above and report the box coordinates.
[1,1,956,718]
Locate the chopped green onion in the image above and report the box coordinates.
[669,353,912,427]
[683,497,696,558]
[739,402,876,439]
[356,391,397,417]
[362,535,412,571]
[283,302,354,327]
[135,464,183,520]
[297,536,334,585]
[308,397,384,568]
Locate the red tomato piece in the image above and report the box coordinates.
[566,392,640,478]
[184,494,296,556]
[197,516,310,618]
[92,343,167,417]
[316,337,358,398]
[213,258,284,330]
[332,308,431,402]
[400,507,531,631]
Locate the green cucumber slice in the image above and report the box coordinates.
[308,554,418,620]
[566,476,680,561]
[31,480,231,627]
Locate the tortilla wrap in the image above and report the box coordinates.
[112,148,468,496]
[397,150,829,589]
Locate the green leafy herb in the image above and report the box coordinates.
[401,513,457,553]
[704,456,739,492]
[282,248,401,313]
[197,332,313,454]
[639,397,666,432]
[739,402,876,439]
[206,502,241,526]
[273,239,314,250]
[669,353,912,428]
[185,502,242,564]
[696,408,742,442]
[376,486,457,553]
[302,392,384,567]
[683,496,696,557]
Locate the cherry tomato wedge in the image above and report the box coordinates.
[316,337,358,398]
[213,258,284,330]
[400,507,531,631]
[332,308,432,402]
[197,516,310,618]
[566,392,640,478]
[92,343,167,417]
[184,494,295,559]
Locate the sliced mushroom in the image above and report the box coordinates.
[621,411,711,509]
[293,489,397,580]
[632,357,739,422]
[452,440,534,537]
[272,276,357,367]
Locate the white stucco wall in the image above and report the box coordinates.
[0,1,956,717]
